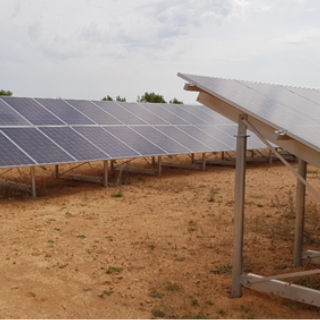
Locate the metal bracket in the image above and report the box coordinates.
[274,129,291,140]
[241,273,320,307]
[302,250,320,264]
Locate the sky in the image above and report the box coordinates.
[1,0,320,104]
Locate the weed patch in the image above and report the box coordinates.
[211,265,232,274]
[149,290,164,298]
[106,266,123,274]
[165,282,183,292]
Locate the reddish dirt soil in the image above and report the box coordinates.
[0,154,320,319]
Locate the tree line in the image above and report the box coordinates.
[0,90,13,96]
[102,92,183,104]
[0,89,183,104]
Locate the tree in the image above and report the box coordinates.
[169,98,183,104]
[102,95,126,102]
[116,96,126,102]
[137,92,166,103]
[101,95,113,101]
[0,89,13,96]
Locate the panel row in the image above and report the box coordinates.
[179,73,320,151]
[0,97,235,127]
[0,125,265,168]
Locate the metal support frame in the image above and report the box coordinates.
[302,249,320,264]
[55,165,59,179]
[30,166,36,197]
[242,273,320,307]
[158,156,162,177]
[231,114,248,298]
[185,89,320,307]
[201,153,206,171]
[242,119,320,202]
[103,160,108,187]
[294,159,307,266]
[161,153,206,171]
[0,167,36,197]
[0,178,31,193]
[56,161,108,186]
[234,117,320,304]
[112,156,161,176]
[268,149,273,164]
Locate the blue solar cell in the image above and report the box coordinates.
[159,126,229,152]
[74,127,140,158]
[132,126,191,154]
[174,104,228,125]
[67,100,123,125]
[1,97,64,125]
[35,98,95,125]
[183,104,234,125]
[40,127,109,161]
[2,128,74,164]
[0,131,35,167]
[160,103,209,125]
[195,126,237,150]
[94,101,147,125]
[104,126,166,156]
[213,125,266,149]
[118,102,169,125]
[139,103,190,125]
[0,98,31,126]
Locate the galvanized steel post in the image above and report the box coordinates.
[231,113,248,298]
[293,158,307,266]
[30,166,36,197]
[158,156,162,176]
[103,160,108,187]
[201,153,206,171]
[55,165,59,179]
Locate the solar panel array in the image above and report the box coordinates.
[178,73,320,153]
[0,96,267,168]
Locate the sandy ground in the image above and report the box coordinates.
[0,154,320,319]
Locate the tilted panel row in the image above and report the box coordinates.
[0,96,270,168]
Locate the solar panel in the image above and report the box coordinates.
[156,126,215,153]
[67,100,123,125]
[182,104,234,125]
[0,98,31,126]
[35,98,95,125]
[118,102,169,125]
[40,127,109,161]
[104,126,166,156]
[179,73,320,155]
[139,103,190,125]
[0,131,35,167]
[283,86,320,106]
[1,128,74,164]
[73,126,140,158]
[178,74,320,152]
[1,97,64,125]
[160,103,209,125]
[94,101,147,125]
[235,81,320,122]
[132,126,191,154]
[0,95,271,170]
[195,126,237,150]
[177,126,232,151]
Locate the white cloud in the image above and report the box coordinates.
[0,0,320,101]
